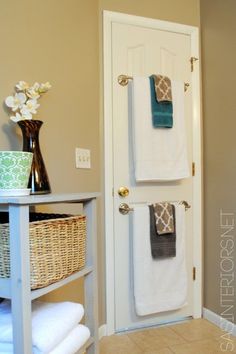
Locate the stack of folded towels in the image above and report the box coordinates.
[0,299,90,354]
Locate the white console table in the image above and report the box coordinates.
[0,192,100,354]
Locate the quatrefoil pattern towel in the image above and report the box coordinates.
[153,202,175,235]
[152,75,172,102]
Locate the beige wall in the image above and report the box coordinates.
[0,0,100,194]
[0,0,102,319]
[201,0,236,323]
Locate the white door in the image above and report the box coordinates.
[104,12,202,334]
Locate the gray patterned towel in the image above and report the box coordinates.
[153,202,175,235]
[149,205,176,259]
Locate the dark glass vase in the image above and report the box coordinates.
[17,120,51,194]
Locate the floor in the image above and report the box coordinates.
[99,319,236,354]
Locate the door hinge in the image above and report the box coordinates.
[193,266,196,281]
[190,57,199,72]
[192,162,195,176]
[112,188,114,197]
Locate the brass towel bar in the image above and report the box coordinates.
[119,200,191,215]
[118,74,190,92]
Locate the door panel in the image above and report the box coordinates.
[112,22,193,331]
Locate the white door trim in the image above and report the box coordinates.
[103,10,202,335]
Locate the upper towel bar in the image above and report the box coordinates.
[119,200,191,215]
[118,74,190,92]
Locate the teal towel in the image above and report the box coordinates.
[149,76,173,128]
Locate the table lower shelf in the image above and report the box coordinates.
[0,265,93,300]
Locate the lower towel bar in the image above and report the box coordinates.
[119,200,191,215]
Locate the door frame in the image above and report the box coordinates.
[103,10,202,335]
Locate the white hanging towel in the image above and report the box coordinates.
[131,77,190,181]
[132,203,187,316]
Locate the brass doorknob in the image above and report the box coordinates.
[119,203,133,215]
[118,186,129,197]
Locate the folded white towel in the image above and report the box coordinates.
[49,324,90,354]
[0,324,90,354]
[0,300,84,353]
[131,77,190,181]
[132,203,188,316]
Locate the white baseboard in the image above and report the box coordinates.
[99,324,107,339]
[203,308,236,337]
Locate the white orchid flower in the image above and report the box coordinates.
[32,82,40,91]
[5,92,26,112]
[26,89,40,99]
[26,82,40,99]
[22,99,40,113]
[20,108,33,119]
[15,81,29,91]
[6,80,51,123]
[38,82,52,93]
[20,99,39,118]
[10,112,23,123]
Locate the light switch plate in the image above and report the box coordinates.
[75,148,91,169]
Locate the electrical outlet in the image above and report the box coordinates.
[75,148,91,169]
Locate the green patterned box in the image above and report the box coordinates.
[0,151,33,189]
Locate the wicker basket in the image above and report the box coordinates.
[0,213,86,289]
